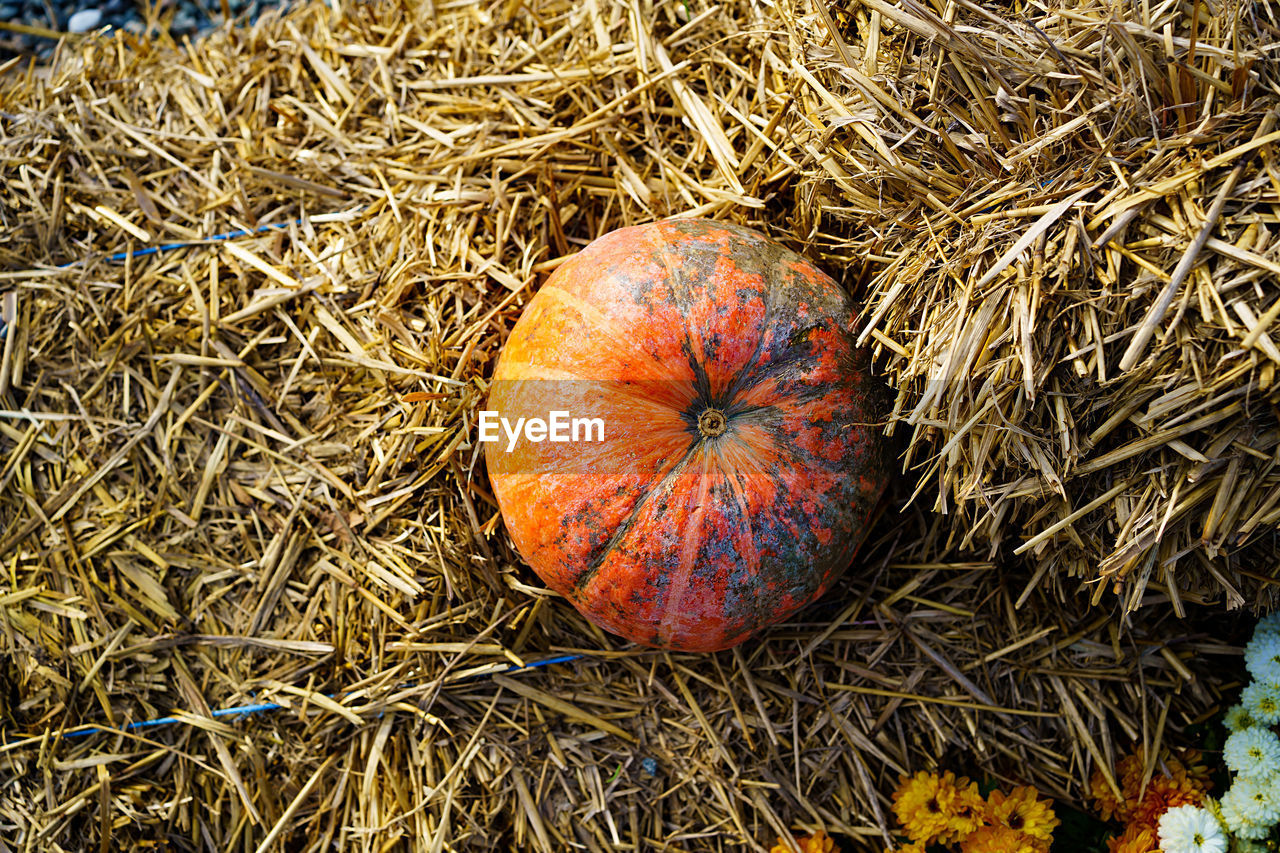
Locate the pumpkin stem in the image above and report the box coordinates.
[698,408,727,438]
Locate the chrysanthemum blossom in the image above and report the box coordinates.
[1224,727,1280,778]
[1245,632,1280,686]
[1109,751,1148,822]
[1224,703,1259,733]
[1156,804,1227,853]
[1254,611,1280,643]
[986,786,1059,844]
[1129,774,1206,829]
[1092,747,1213,826]
[1241,680,1280,725]
[891,771,983,844]
[1220,789,1271,841]
[1091,766,1125,822]
[958,825,1043,853]
[942,783,988,843]
[1167,748,1213,793]
[770,830,834,853]
[1222,778,1280,830]
[1106,823,1157,853]
[1117,751,1145,801]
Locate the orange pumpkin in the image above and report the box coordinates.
[485,219,887,651]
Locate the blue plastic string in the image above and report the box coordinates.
[59,653,584,740]
[95,221,302,266]
[0,206,579,743]
[69,219,306,269]
[0,215,335,343]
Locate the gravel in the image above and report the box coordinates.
[2,0,288,58]
[66,7,103,31]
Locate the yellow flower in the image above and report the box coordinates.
[1166,747,1213,794]
[1091,765,1125,822]
[770,829,835,853]
[1106,823,1157,853]
[945,783,988,842]
[986,786,1059,844]
[1091,746,1213,826]
[959,825,1043,853]
[1129,773,1205,831]
[1092,752,1144,822]
[891,771,983,844]
[1116,751,1146,818]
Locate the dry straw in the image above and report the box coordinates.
[0,0,1271,850]
[812,0,1280,614]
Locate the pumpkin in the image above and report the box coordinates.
[485,218,888,652]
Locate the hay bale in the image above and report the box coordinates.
[790,0,1280,610]
[0,1,1261,850]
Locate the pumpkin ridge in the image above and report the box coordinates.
[722,400,773,420]
[715,442,761,593]
[730,321,849,410]
[716,243,854,416]
[682,341,715,409]
[655,450,716,646]
[721,331,771,407]
[647,231,714,400]
[652,221,771,406]
[718,232,786,405]
[570,439,699,596]
[654,443,763,647]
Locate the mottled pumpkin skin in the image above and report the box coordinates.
[486,218,887,652]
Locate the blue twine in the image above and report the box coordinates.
[59,653,584,740]
[0,205,580,743]
[90,220,302,267]
[0,214,341,343]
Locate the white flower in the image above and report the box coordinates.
[1255,611,1280,642]
[1245,631,1280,686]
[1224,703,1258,733]
[1235,842,1269,853]
[1223,727,1280,778]
[1220,788,1271,840]
[1156,804,1227,853]
[1241,680,1280,724]
[1223,776,1280,827]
